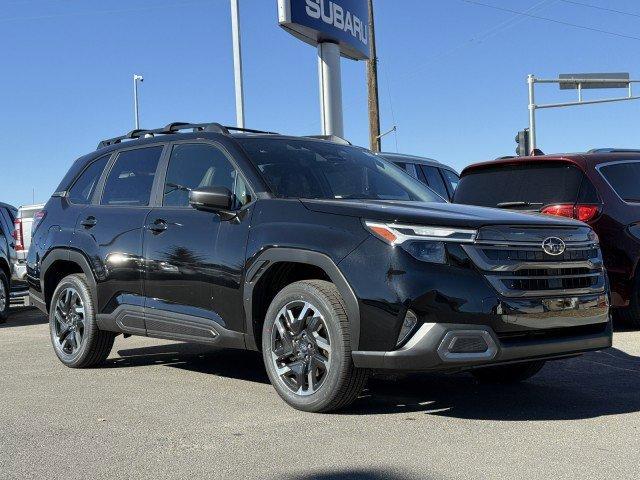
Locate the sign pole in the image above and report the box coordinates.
[367,0,381,151]
[318,42,344,137]
[230,0,245,128]
[527,74,536,154]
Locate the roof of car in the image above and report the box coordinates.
[0,202,16,211]
[377,152,455,169]
[461,151,640,175]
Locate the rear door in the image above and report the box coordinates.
[75,144,165,334]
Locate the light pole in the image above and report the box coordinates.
[230,0,245,128]
[133,74,144,130]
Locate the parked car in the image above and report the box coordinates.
[12,203,45,302]
[28,123,611,412]
[380,152,459,200]
[0,201,24,321]
[454,149,640,326]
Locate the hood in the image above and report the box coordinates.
[300,199,586,229]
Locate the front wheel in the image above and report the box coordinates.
[471,360,546,384]
[262,280,368,413]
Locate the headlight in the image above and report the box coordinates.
[364,221,477,264]
[628,224,640,241]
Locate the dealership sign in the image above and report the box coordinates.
[278,0,370,60]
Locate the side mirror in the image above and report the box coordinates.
[189,186,233,212]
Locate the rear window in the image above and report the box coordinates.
[454,163,593,208]
[599,161,640,202]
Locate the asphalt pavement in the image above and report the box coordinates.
[1,308,639,480]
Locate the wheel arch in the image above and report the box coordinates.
[41,249,98,312]
[244,248,360,351]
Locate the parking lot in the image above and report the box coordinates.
[1,308,639,480]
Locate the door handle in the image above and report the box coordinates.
[80,216,97,228]
[147,219,168,233]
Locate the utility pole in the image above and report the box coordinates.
[367,0,381,151]
[133,74,144,130]
[230,0,245,128]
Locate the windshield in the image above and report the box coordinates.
[237,138,444,203]
[599,161,640,202]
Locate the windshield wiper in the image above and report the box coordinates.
[496,201,543,209]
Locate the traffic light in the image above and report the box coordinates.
[515,128,530,156]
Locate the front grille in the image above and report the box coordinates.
[463,238,605,298]
[482,247,598,262]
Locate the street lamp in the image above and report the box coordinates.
[133,74,144,129]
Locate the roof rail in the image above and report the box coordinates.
[587,148,640,154]
[97,122,278,149]
[304,135,351,145]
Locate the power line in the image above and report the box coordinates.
[559,0,640,19]
[461,0,640,42]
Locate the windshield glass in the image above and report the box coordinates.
[599,161,640,202]
[237,137,444,202]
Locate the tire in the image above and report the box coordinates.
[471,360,546,384]
[0,270,9,323]
[615,279,640,328]
[262,280,368,413]
[49,274,115,368]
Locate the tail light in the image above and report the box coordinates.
[540,204,600,223]
[32,210,46,233]
[13,218,24,251]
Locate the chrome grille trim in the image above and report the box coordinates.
[463,240,606,298]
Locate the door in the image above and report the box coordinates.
[142,141,253,343]
[75,145,165,334]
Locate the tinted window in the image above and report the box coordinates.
[442,169,460,195]
[454,163,585,208]
[163,143,250,207]
[68,155,110,205]
[420,165,449,199]
[237,138,442,203]
[101,146,163,206]
[599,161,640,202]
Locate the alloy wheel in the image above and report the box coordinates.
[0,280,6,312]
[270,300,332,396]
[53,287,86,356]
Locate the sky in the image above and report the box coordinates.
[2,0,640,207]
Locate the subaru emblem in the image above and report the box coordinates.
[542,237,566,256]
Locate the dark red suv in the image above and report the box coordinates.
[454,150,640,326]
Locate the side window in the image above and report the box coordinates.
[68,155,110,205]
[442,169,460,198]
[405,163,419,179]
[101,146,163,206]
[420,165,449,200]
[163,143,250,208]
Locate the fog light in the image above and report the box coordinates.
[397,310,418,346]
[437,330,498,362]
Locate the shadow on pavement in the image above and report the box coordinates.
[108,343,270,384]
[110,339,640,421]
[1,308,48,328]
[286,469,422,480]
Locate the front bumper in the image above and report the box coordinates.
[352,294,612,371]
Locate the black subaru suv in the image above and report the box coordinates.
[27,123,612,412]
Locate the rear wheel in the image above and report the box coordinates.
[49,274,115,368]
[471,361,545,384]
[262,280,368,412]
[0,270,9,323]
